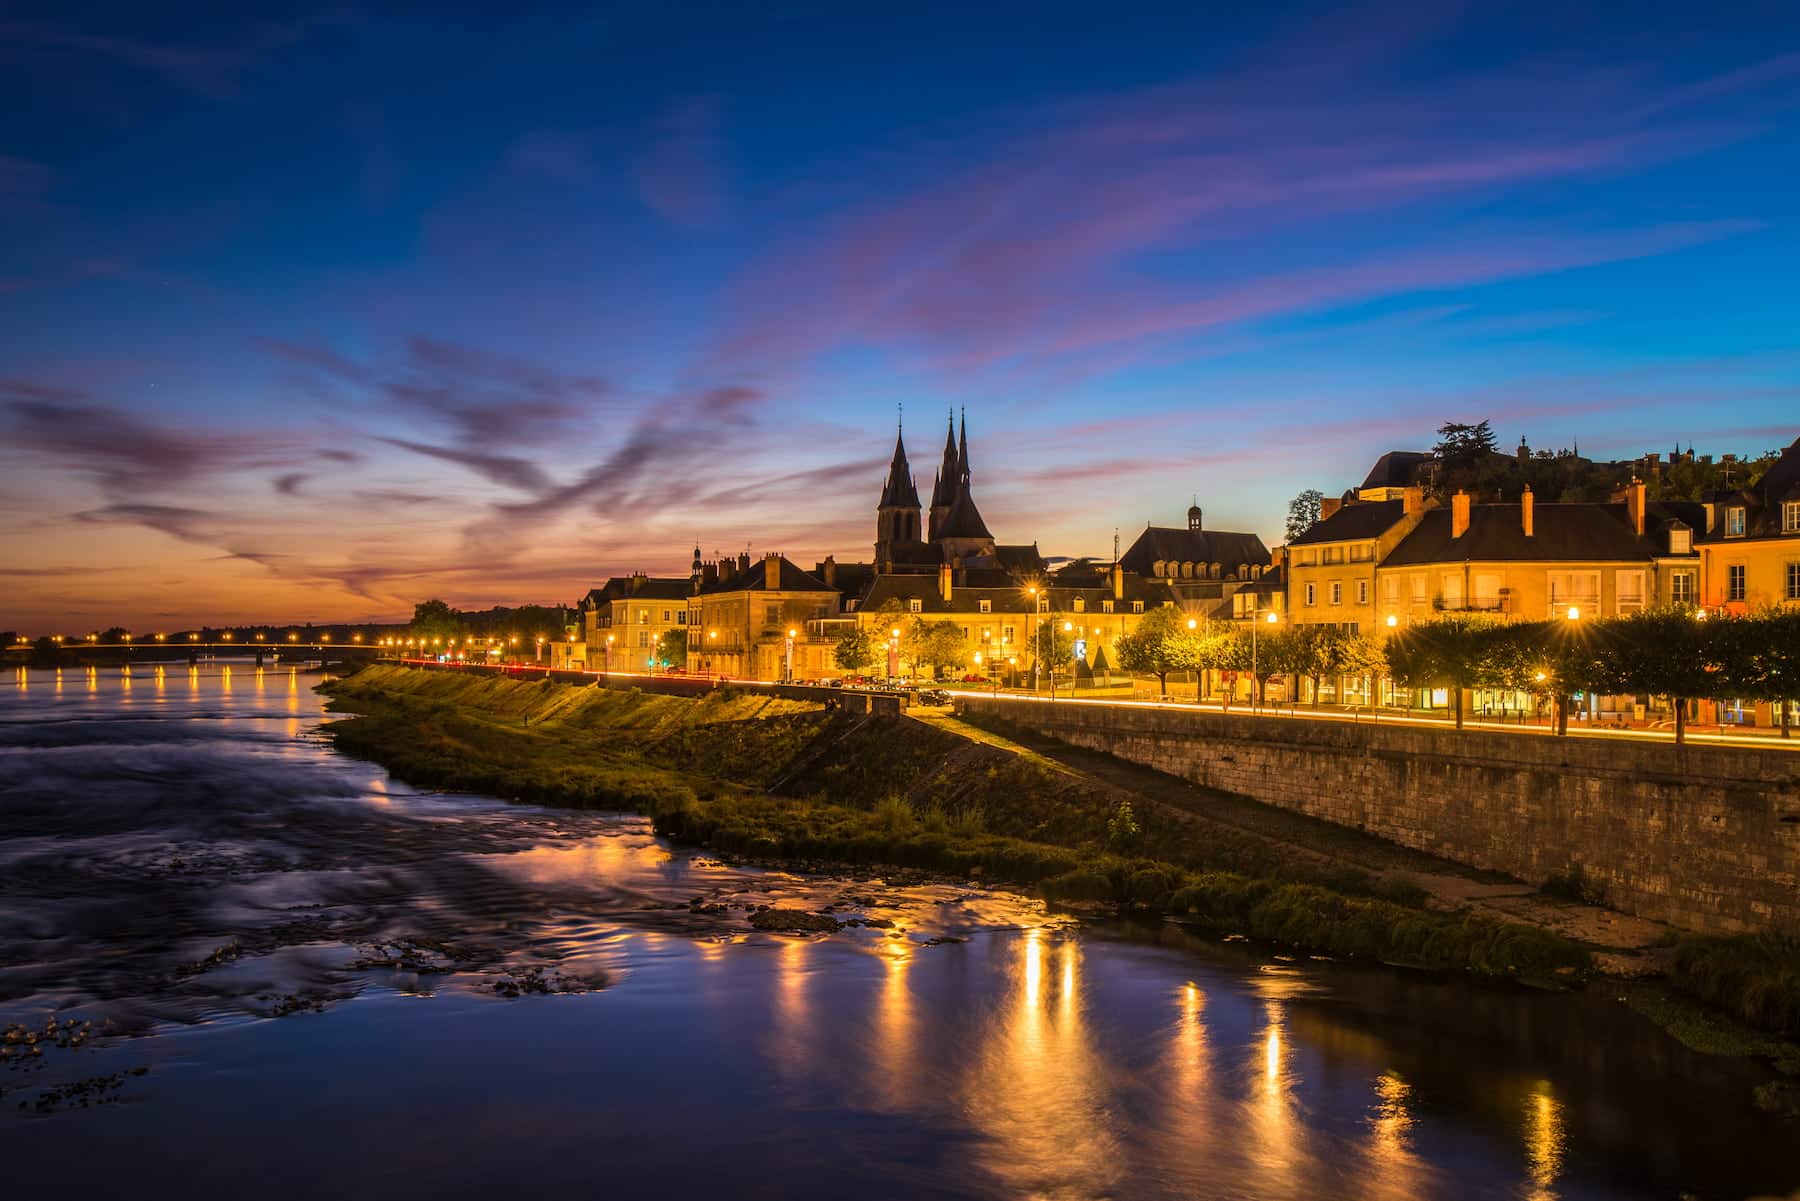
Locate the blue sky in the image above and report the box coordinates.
[3,1,1798,628]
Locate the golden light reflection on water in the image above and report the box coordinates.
[961,928,1121,1199]
[1524,1080,1565,1200]
[868,935,917,1112]
[1362,1070,1426,1201]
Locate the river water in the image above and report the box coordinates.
[0,662,1794,1200]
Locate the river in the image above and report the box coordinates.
[1,662,1794,1200]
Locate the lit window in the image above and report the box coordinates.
[1072,598,1085,613]
[1131,601,1144,614]
[1038,598,1050,613]
[1727,507,1746,537]
[908,599,923,613]
[638,609,649,623]
[1002,625,1015,644]
[978,599,992,613]
[1616,570,1646,613]
[1101,600,1114,614]
[1728,564,1746,602]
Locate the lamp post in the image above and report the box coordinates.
[605,633,614,675]
[785,627,797,683]
[1251,608,1279,713]
[888,626,901,683]
[1026,585,1041,694]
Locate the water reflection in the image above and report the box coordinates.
[1524,1080,1566,1200]
[962,928,1121,1199]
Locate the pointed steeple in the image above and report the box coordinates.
[928,409,959,540]
[956,407,970,488]
[878,426,921,510]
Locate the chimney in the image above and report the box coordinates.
[707,559,722,585]
[765,552,781,591]
[1319,497,1342,522]
[1110,560,1125,600]
[1451,490,1471,539]
[1521,485,1534,538]
[1627,477,1646,536]
[938,561,953,602]
[738,551,751,575]
[1402,485,1424,517]
[820,555,836,588]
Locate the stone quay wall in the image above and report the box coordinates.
[956,697,1800,934]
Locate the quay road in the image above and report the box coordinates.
[369,656,1798,753]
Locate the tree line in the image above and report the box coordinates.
[1383,607,1800,742]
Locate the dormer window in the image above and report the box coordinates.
[1785,501,1800,533]
[1101,600,1114,614]
[1727,507,1746,537]
[1131,601,1144,614]
[1668,526,1692,555]
[1072,598,1085,613]
[908,599,923,613]
[978,599,992,613]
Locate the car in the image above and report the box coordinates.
[918,688,950,706]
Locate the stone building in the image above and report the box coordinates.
[579,574,691,671]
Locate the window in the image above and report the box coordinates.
[978,599,992,613]
[1072,598,1085,613]
[1440,572,1464,609]
[1002,625,1015,645]
[908,598,923,613]
[1409,574,1427,602]
[1727,507,1746,537]
[1787,562,1800,601]
[1322,546,1341,565]
[1131,601,1144,613]
[1037,598,1050,613]
[1350,543,1372,562]
[638,630,650,648]
[1304,582,1317,606]
[1101,600,1114,614]
[661,609,671,622]
[1356,579,1369,605]
[1298,549,1317,566]
[1547,570,1600,616]
[1329,581,1342,605]
[1786,502,1800,533]
[1473,572,1502,610]
[1381,575,1400,603]
[765,604,782,626]
[637,609,649,624]
[1728,564,1746,602]
[1616,570,1645,614]
[677,611,687,625]
[1670,572,1695,605]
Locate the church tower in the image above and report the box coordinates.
[875,422,922,566]
[927,411,958,541]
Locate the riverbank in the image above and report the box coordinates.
[319,667,1595,977]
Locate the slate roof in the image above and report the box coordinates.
[696,556,836,595]
[1360,451,1433,490]
[1118,526,1270,576]
[937,487,994,541]
[878,431,922,510]
[1382,502,1682,566]
[859,572,1177,616]
[582,576,692,607]
[1702,434,1800,541]
[1288,500,1407,546]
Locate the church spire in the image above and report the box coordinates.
[956,407,970,488]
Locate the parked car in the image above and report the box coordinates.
[918,688,950,707]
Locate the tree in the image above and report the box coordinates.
[832,627,877,675]
[1383,614,1499,729]
[410,599,463,641]
[1483,620,1609,736]
[1113,605,1204,697]
[1434,420,1498,466]
[910,618,969,680]
[1749,608,1800,738]
[1595,608,1715,745]
[655,628,688,669]
[1031,617,1075,691]
[1285,489,1325,543]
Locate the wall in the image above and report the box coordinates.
[957,697,1800,934]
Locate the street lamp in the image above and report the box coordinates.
[1251,608,1279,713]
[1565,605,1581,622]
[1385,614,1399,629]
[889,626,901,682]
[1025,585,1041,694]
[785,627,797,682]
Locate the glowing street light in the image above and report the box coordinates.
[1565,606,1581,622]
[1386,614,1399,628]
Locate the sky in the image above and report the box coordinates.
[3,0,1799,632]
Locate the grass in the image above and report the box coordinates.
[318,664,1590,987]
[1668,930,1800,1041]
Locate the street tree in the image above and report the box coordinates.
[1383,614,1498,729]
[910,618,969,680]
[1113,605,1203,697]
[410,599,464,641]
[655,628,688,669]
[1032,616,1076,690]
[1596,608,1713,744]
[832,627,878,675]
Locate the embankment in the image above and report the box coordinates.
[955,697,1800,937]
[317,665,1592,986]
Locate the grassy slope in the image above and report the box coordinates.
[320,666,1595,986]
